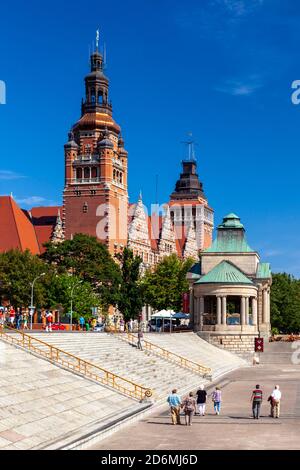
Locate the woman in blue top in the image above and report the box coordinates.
[212,387,222,415]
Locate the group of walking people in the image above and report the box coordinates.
[0,306,29,330]
[167,385,221,426]
[167,383,282,425]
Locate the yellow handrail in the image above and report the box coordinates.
[0,326,152,402]
[118,332,212,376]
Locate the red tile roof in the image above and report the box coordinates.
[30,206,62,253]
[0,196,40,254]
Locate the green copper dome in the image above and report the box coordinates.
[205,213,254,253]
[195,261,253,285]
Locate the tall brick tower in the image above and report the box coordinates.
[169,140,214,252]
[63,45,128,255]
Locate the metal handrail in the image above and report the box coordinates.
[118,331,212,376]
[0,327,152,402]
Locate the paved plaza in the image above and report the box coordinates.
[91,358,300,450]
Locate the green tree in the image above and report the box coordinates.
[116,248,143,321]
[46,273,100,320]
[0,249,49,308]
[141,254,194,311]
[271,273,300,333]
[42,234,122,311]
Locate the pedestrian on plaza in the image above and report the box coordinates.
[41,310,46,330]
[251,384,263,419]
[45,310,53,332]
[9,306,15,327]
[15,308,21,330]
[91,317,97,329]
[79,315,85,331]
[22,310,29,330]
[212,387,222,415]
[167,389,182,425]
[128,318,133,332]
[182,392,197,426]
[137,328,143,350]
[0,307,4,330]
[196,384,207,416]
[270,385,282,418]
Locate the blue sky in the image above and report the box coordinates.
[0,0,299,275]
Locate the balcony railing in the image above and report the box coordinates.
[73,155,99,164]
[71,178,101,184]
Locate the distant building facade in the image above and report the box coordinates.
[0,46,214,265]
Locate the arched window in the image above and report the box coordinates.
[84,167,90,179]
[119,173,123,184]
[76,168,82,181]
[98,92,103,104]
[91,88,96,103]
[83,202,88,213]
[113,169,116,180]
[91,167,97,179]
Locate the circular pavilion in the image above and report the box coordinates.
[187,213,272,355]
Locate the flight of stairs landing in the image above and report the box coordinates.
[27,331,247,401]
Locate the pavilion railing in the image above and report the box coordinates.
[116,331,212,377]
[0,326,152,402]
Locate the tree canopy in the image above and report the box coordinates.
[141,254,194,312]
[116,247,143,321]
[0,249,48,308]
[270,273,300,333]
[42,234,122,310]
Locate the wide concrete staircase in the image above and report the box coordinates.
[259,341,298,364]
[29,331,246,401]
[0,330,248,450]
[29,332,209,402]
[141,332,247,377]
[0,341,145,450]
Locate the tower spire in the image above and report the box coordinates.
[96,29,100,51]
[181,132,197,161]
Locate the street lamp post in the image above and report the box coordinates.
[70,280,82,332]
[30,273,46,330]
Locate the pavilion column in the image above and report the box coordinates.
[222,296,227,325]
[266,289,271,324]
[199,297,204,330]
[189,289,194,326]
[194,297,200,329]
[252,297,258,326]
[245,297,249,325]
[217,296,222,325]
[240,297,246,325]
[263,289,268,323]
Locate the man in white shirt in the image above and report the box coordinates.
[271,385,282,418]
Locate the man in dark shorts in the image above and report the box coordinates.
[196,384,207,416]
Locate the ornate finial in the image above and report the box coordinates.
[96,29,100,51]
[181,132,197,161]
[68,130,74,142]
[138,190,143,201]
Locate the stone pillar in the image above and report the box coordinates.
[252,297,258,326]
[240,297,246,325]
[266,289,271,324]
[222,296,227,325]
[217,296,222,325]
[245,297,249,325]
[194,297,200,329]
[189,289,194,327]
[199,297,204,330]
[263,289,268,323]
